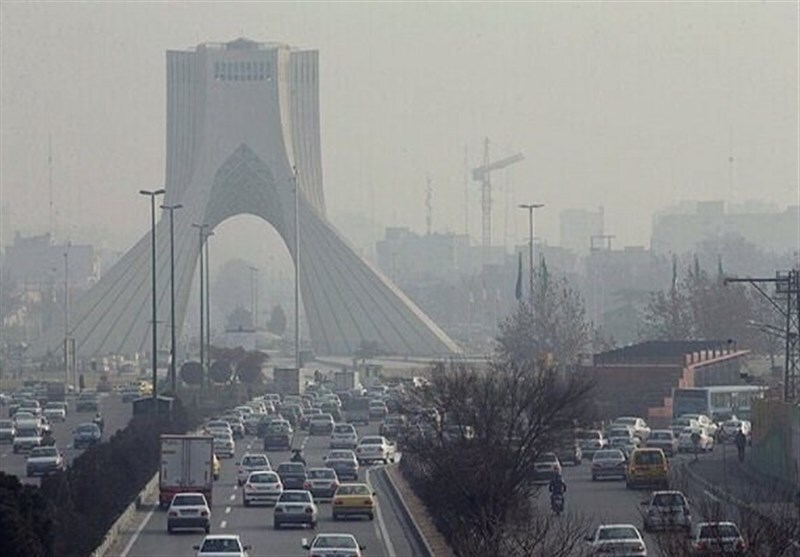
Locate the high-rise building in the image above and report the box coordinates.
[560,207,604,257]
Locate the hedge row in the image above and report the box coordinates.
[2,398,199,557]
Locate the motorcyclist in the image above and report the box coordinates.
[734,427,747,462]
[549,472,567,497]
[290,449,307,466]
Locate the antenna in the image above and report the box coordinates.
[48,134,54,239]
[425,176,433,236]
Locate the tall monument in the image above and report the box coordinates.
[32,39,459,359]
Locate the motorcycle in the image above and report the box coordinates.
[551,493,565,516]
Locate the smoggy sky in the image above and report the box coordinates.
[1,2,798,258]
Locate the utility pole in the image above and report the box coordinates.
[249,266,259,329]
[518,204,544,305]
[162,203,183,393]
[63,249,70,388]
[205,231,214,368]
[726,270,800,402]
[192,223,209,382]
[140,188,165,412]
[293,167,301,370]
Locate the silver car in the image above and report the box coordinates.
[642,490,691,532]
[273,490,318,529]
[586,524,647,556]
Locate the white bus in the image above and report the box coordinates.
[671,385,768,422]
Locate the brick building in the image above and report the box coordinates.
[580,340,749,427]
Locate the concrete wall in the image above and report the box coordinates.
[751,399,800,488]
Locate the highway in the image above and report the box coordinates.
[0,392,132,484]
[116,420,420,557]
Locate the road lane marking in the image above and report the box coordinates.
[120,505,156,557]
[220,520,227,529]
[366,469,396,557]
[229,494,236,501]
[225,506,231,514]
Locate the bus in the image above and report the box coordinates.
[671,385,768,422]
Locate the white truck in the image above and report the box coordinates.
[159,434,214,508]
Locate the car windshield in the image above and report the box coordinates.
[45,403,62,409]
[251,472,278,483]
[328,451,354,460]
[279,491,311,503]
[30,447,57,457]
[334,425,354,433]
[199,538,242,553]
[207,422,229,429]
[537,453,557,463]
[278,463,305,474]
[336,484,370,496]
[0,420,13,428]
[76,424,98,433]
[313,536,357,549]
[651,431,672,439]
[242,456,268,467]
[308,469,335,479]
[213,432,231,440]
[699,524,740,539]
[360,437,383,445]
[17,428,38,437]
[615,418,637,425]
[594,450,624,460]
[173,494,206,506]
[633,451,664,465]
[652,493,686,506]
[578,430,601,440]
[598,526,639,540]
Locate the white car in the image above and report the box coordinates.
[688,521,747,555]
[355,435,397,464]
[26,446,66,476]
[302,534,365,557]
[236,453,271,486]
[242,471,283,506]
[330,423,358,449]
[13,426,42,453]
[642,490,692,532]
[670,416,700,436]
[205,420,234,437]
[577,429,608,456]
[677,427,714,453]
[679,413,718,437]
[194,535,251,557]
[212,431,236,458]
[720,418,751,442]
[613,417,651,440]
[586,524,647,556]
[168,492,211,534]
[43,402,67,422]
[273,490,318,529]
[0,419,15,443]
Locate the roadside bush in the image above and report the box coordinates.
[0,472,56,557]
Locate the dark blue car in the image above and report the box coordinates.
[73,423,102,449]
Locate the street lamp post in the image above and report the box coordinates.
[192,223,209,383]
[293,167,301,370]
[249,266,259,329]
[140,188,166,412]
[162,203,183,393]
[518,203,544,304]
[205,231,214,366]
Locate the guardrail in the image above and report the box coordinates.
[379,465,436,557]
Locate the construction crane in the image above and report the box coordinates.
[471,138,524,266]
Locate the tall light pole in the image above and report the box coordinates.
[293,168,301,370]
[249,266,259,329]
[518,203,544,304]
[140,188,165,411]
[63,249,70,389]
[205,231,214,366]
[192,223,209,381]
[162,203,183,393]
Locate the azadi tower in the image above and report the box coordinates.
[33,38,459,360]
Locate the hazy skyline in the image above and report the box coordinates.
[1,2,798,263]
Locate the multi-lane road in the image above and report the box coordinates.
[0,392,132,484]
[115,419,422,557]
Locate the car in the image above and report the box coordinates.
[324,450,360,481]
[72,422,102,449]
[309,414,335,435]
[605,425,636,440]
[626,448,669,490]
[679,413,718,437]
[18,399,42,417]
[304,467,340,499]
[212,431,236,458]
[234,405,254,417]
[670,416,700,436]
[330,423,358,449]
[120,385,140,402]
[379,414,407,438]
[591,449,627,481]
[719,419,751,443]
[554,438,583,465]
[193,535,251,557]
[613,416,651,440]
[0,419,15,443]
[646,429,679,457]
[688,521,747,555]
[26,446,66,476]
[678,427,715,453]
[609,436,640,458]
[75,393,99,412]
[332,482,376,520]
[355,435,396,464]
[585,524,647,556]
[242,470,283,506]
[243,414,263,436]
[273,489,318,529]
[13,411,37,425]
[43,402,67,422]
[368,400,388,420]
[263,421,294,451]
[276,462,308,490]
[300,408,322,430]
[532,452,562,484]
[641,490,691,532]
[577,429,608,457]
[205,420,234,437]
[221,415,245,439]
[168,492,211,534]
[301,534,365,557]
[236,453,271,486]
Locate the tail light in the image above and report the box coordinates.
[303,481,311,489]
[168,511,177,517]
[200,510,208,517]
[305,507,314,513]
[245,483,252,490]
[330,482,338,488]
[736,540,747,550]
[334,499,343,505]
[363,499,373,505]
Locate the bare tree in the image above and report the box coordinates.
[399,358,595,556]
